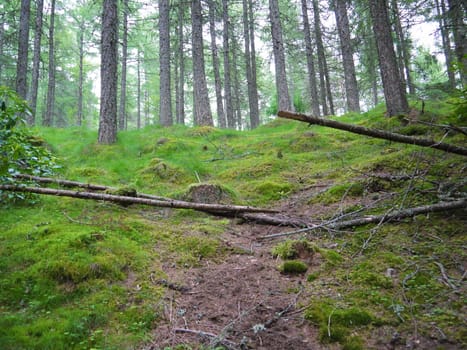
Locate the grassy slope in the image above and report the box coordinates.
[0,100,465,349]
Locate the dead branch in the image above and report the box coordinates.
[173,328,237,349]
[0,184,278,215]
[278,110,467,156]
[15,174,173,201]
[258,199,466,239]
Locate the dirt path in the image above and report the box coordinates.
[144,222,327,350]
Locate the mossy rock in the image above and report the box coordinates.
[271,239,316,260]
[184,183,234,204]
[139,158,186,181]
[279,260,308,274]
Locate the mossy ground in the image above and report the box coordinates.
[2,99,466,349]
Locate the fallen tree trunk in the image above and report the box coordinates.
[14,174,172,201]
[259,199,466,239]
[278,110,467,156]
[0,185,278,215]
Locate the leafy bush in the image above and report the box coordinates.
[0,87,58,201]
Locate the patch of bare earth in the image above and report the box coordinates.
[142,187,335,350]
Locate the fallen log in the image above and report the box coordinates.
[277,110,467,156]
[0,185,278,215]
[14,174,172,201]
[258,199,466,239]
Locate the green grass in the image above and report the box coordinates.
[2,99,466,349]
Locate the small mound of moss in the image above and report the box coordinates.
[279,260,308,274]
[184,183,235,204]
[139,158,186,182]
[271,239,316,260]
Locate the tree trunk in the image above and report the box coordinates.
[277,110,467,156]
[369,0,409,116]
[137,49,142,129]
[44,0,56,127]
[118,0,128,130]
[191,0,213,126]
[300,0,320,117]
[98,0,118,143]
[311,0,329,115]
[77,25,84,126]
[222,0,235,128]
[447,0,467,87]
[28,0,44,125]
[243,0,259,129]
[159,0,173,126]
[208,0,226,128]
[435,0,456,89]
[16,0,30,101]
[269,0,292,112]
[248,0,260,128]
[334,0,360,113]
[0,14,4,80]
[176,3,186,125]
[231,33,242,129]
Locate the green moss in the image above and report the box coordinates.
[254,181,292,201]
[271,239,315,259]
[311,182,365,204]
[279,260,308,274]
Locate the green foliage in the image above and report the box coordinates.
[0,87,58,201]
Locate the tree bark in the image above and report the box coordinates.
[277,110,467,156]
[16,0,30,101]
[435,0,456,89]
[118,0,129,130]
[300,0,320,117]
[269,0,292,112]
[334,0,360,113]
[447,0,467,87]
[222,0,234,128]
[28,0,44,125]
[159,0,173,126]
[191,0,213,126]
[0,185,278,216]
[176,3,186,125]
[98,0,118,143]
[208,0,226,128]
[248,0,260,128]
[44,0,56,127]
[369,0,409,116]
[77,24,84,126]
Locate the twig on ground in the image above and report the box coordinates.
[174,328,238,349]
[434,262,458,290]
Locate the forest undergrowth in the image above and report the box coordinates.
[0,98,466,349]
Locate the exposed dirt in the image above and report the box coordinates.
[142,186,331,350]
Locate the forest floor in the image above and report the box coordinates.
[142,181,466,350]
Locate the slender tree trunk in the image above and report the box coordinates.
[311,0,328,115]
[98,0,118,143]
[369,0,409,116]
[222,0,234,128]
[28,0,44,125]
[313,0,334,115]
[44,0,56,127]
[242,0,259,128]
[0,14,4,80]
[231,33,242,129]
[118,0,128,130]
[137,50,141,129]
[191,0,213,126]
[447,0,467,87]
[435,0,456,89]
[334,0,360,113]
[300,0,320,117]
[176,4,185,125]
[159,0,173,126]
[269,0,292,111]
[208,0,226,128]
[16,0,30,101]
[77,26,84,126]
[248,0,260,128]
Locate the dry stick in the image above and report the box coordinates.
[258,199,466,240]
[0,185,278,215]
[277,110,467,156]
[173,328,237,350]
[15,174,173,201]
